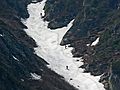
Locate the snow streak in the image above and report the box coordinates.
[23,0,105,90]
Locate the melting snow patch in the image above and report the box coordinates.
[0,34,3,37]
[32,0,37,3]
[21,79,24,82]
[12,55,19,61]
[40,69,43,71]
[91,37,100,46]
[65,44,71,49]
[30,73,41,80]
[22,0,105,90]
[86,44,90,46]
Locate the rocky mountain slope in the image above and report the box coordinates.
[43,0,120,90]
[0,0,120,90]
[0,0,78,90]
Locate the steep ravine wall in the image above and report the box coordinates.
[43,0,120,90]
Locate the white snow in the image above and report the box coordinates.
[22,0,105,90]
[32,0,37,3]
[86,44,90,46]
[30,73,41,80]
[21,79,24,82]
[91,37,100,46]
[0,34,3,37]
[12,55,19,61]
